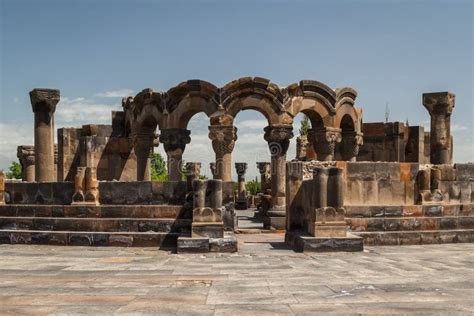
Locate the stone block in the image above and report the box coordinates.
[68,233,93,246]
[401,218,422,231]
[177,236,209,253]
[137,182,153,203]
[377,179,392,203]
[384,219,401,231]
[286,232,363,252]
[423,205,443,217]
[209,234,238,252]
[92,234,109,246]
[439,217,457,229]
[193,207,222,222]
[363,180,378,204]
[454,163,474,181]
[109,235,133,247]
[48,233,68,245]
[346,162,376,181]
[456,230,473,243]
[391,181,406,204]
[420,232,442,244]
[443,205,461,216]
[192,222,224,238]
[398,232,421,245]
[420,218,438,230]
[458,217,474,229]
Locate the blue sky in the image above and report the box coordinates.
[0,0,472,178]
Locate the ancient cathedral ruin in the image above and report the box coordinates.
[1,77,472,253]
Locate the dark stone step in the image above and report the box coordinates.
[354,229,474,246]
[0,217,192,233]
[0,230,180,247]
[345,204,473,218]
[347,216,474,232]
[0,205,189,219]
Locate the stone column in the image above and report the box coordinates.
[30,89,60,182]
[17,145,35,182]
[423,92,455,164]
[313,167,329,208]
[0,171,5,205]
[295,135,308,161]
[235,162,248,210]
[310,127,342,161]
[210,162,218,179]
[286,161,304,231]
[256,162,271,193]
[263,125,294,213]
[340,131,364,161]
[328,168,344,208]
[208,125,237,182]
[160,128,191,181]
[185,162,201,192]
[133,133,156,181]
[417,168,431,204]
[208,179,223,209]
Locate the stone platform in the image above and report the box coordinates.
[285,231,364,252]
[0,235,473,314]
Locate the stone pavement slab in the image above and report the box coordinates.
[0,234,473,315]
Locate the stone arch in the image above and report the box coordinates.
[162,80,220,129]
[123,88,163,136]
[335,87,362,132]
[286,80,337,128]
[221,77,290,126]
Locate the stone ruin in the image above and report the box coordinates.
[0,78,472,253]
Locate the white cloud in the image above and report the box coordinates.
[56,97,120,126]
[13,97,19,103]
[0,123,33,170]
[95,89,134,98]
[236,119,267,130]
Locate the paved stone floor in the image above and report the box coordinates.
[0,234,473,315]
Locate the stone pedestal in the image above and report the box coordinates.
[257,162,271,193]
[185,162,201,192]
[423,92,455,164]
[309,127,342,161]
[30,88,60,182]
[72,167,100,205]
[17,145,35,182]
[263,125,293,229]
[209,125,237,182]
[161,128,191,182]
[234,162,248,210]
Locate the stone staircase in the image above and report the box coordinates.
[0,204,191,247]
[346,204,474,245]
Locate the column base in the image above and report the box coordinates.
[262,206,286,230]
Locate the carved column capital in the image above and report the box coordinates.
[341,131,364,161]
[263,125,294,156]
[256,162,271,175]
[235,162,248,176]
[423,92,455,116]
[208,125,237,156]
[160,128,191,153]
[30,89,60,114]
[17,145,35,167]
[296,135,309,160]
[132,133,156,158]
[309,127,342,161]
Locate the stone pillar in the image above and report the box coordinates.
[263,125,294,213]
[84,167,99,205]
[210,162,218,179]
[208,125,237,182]
[185,162,201,192]
[286,161,304,231]
[256,162,271,193]
[328,168,344,208]
[0,171,5,205]
[340,131,363,161]
[423,92,455,164]
[160,128,191,181]
[295,135,308,161]
[72,167,86,204]
[191,179,224,239]
[207,179,223,209]
[133,133,156,181]
[310,127,342,161]
[313,167,329,208]
[235,162,248,210]
[417,168,431,204]
[17,145,35,182]
[30,89,60,182]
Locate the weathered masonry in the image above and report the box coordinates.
[1,78,472,253]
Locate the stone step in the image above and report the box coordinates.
[354,229,474,246]
[0,230,180,247]
[0,205,187,219]
[345,204,473,218]
[0,217,192,233]
[347,216,474,232]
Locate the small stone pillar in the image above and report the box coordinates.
[340,131,364,161]
[17,145,35,182]
[295,135,308,161]
[313,167,329,208]
[0,171,5,205]
[417,168,431,203]
[286,161,304,231]
[209,125,237,182]
[234,162,248,210]
[310,127,342,161]
[263,125,294,212]
[210,162,218,179]
[328,168,344,208]
[72,167,99,205]
[256,162,271,193]
[160,128,191,181]
[30,88,60,182]
[430,167,443,201]
[133,133,156,181]
[185,162,201,192]
[423,92,455,164]
[191,179,224,238]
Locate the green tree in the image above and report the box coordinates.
[6,161,22,179]
[151,153,168,182]
[245,177,261,195]
[299,115,310,136]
